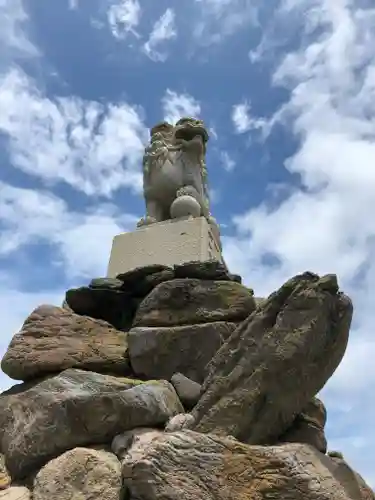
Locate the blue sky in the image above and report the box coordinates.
[1,0,375,486]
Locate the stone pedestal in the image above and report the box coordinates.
[107,217,223,278]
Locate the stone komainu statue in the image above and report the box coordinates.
[138,117,221,246]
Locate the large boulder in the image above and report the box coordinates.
[119,429,363,500]
[0,369,183,478]
[186,272,352,444]
[1,305,130,381]
[133,279,256,327]
[33,447,122,500]
[128,322,237,383]
[278,397,327,453]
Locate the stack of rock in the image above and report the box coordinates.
[0,261,373,500]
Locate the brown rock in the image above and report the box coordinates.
[0,368,183,478]
[325,455,375,500]
[0,486,31,499]
[33,447,122,500]
[1,305,130,381]
[133,279,255,327]
[128,322,237,383]
[120,429,357,499]
[189,272,352,445]
[278,397,327,453]
[0,456,10,490]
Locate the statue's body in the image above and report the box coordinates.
[138,117,220,246]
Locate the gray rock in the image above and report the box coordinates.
[128,322,237,383]
[1,305,130,381]
[170,373,202,409]
[0,369,183,478]
[138,269,176,295]
[116,264,172,289]
[133,279,256,327]
[173,260,230,280]
[189,272,352,445]
[112,428,163,461]
[89,278,124,290]
[33,447,122,500]
[65,286,133,331]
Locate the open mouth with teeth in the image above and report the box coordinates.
[174,119,209,144]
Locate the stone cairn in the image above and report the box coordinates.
[0,121,373,500]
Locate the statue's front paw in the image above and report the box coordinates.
[137,216,157,227]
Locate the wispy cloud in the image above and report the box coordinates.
[0,182,138,280]
[0,67,148,197]
[107,0,141,40]
[220,151,236,172]
[161,89,201,124]
[192,0,259,46]
[231,100,270,135]
[143,8,177,62]
[0,0,39,59]
[68,0,79,10]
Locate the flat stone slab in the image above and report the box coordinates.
[107,217,223,278]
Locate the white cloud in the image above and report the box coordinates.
[0,67,148,197]
[208,187,221,204]
[0,0,39,59]
[231,101,252,133]
[0,182,138,280]
[162,89,201,124]
[220,151,235,172]
[231,100,272,136]
[224,0,375,486]
[68,0,79,10]
[143,8,177,62]
[107,0,141,40]
[192,0,259,46]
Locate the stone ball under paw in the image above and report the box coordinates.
[170,195,201,219]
